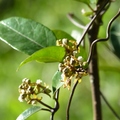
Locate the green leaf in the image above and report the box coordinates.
[75,0,90,4]
[52,71,64,93]
[79,46,87,60]
[90,0,97,4]
[75,0,97,4]
[16,106,42,120]
[53,30,75,40]
[110,23,120,59]
[18,46,66,69]
[0,17,56,55]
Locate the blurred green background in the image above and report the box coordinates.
[0,0,120,120]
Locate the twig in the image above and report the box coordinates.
[87,4,95,12]
[53,89,60,111]
[66,80,78,120]
[87,9,120,64]
[67,13,86,29]
[41,108,51,112]
[100,91,120,120]
[50,89,60,120]
[36,99,53,110]
[99,2,111,16]
[77,0,111,48]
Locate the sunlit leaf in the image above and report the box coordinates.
[18,46,66,69]
[0,17,56,55]
[110,23,120,59]
[52,71,64,93]
[16,106,42,120]
[53,30,75,40]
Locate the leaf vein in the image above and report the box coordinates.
[0,21,44,48]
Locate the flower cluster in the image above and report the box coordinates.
[18,78,51,104]
[56,38,88,89]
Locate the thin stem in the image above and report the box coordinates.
[87,9,120,63]
[77,0,110,48]
[50,89,60,120]
[53,89,60,111]
[66,80,78,120]
[87,4,95,12]
[67,13,85,29]
[100,91,120,120]
[36,99,53,110]
[41,108,51,112]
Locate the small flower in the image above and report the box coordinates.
[19,89,25,94]
[62,38,68,45]
[56,39,88,90]
[36,79,42,85]
[63,76,72,90]
[58,63,64,71]
[56,39,62,46]
[22,78,31,84]
[18,94,24,102]
[31,100,37,105]
[77,56,83,62]
[73,51,78,56]
[70,57,76,66]
[18,78,51,105]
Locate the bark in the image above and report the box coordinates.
[88,1,110,120]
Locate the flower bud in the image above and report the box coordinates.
[82,62,88,69]
[56,39,62,46]
[36,79,42,85]
[62,38,68,45]
[31,100,37,105]
[70,57,76,65]
[18,94,24,102]
[77,56,83,62]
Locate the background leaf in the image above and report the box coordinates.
[75,0,90,4]
[16,106,42,120]
[0,17,56,55]
[53,30,75,40]
[79,46,88,60]
[75,0,97,4]
[52,71,64,93]
[90,0,97,4]
[19,46,66,69]
[110,23,120,59]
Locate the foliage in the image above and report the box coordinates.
[0,17,56,55]
[0,0,120,120]
[75,0,97,4]
[110,23,120,59]
[18,46,66,69]
[17,106,42,120]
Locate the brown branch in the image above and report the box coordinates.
[88,1,112,120]
[87,10,120,64]
[77,0,111,47]
[50,89,60,120]
[66,80,78,120]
